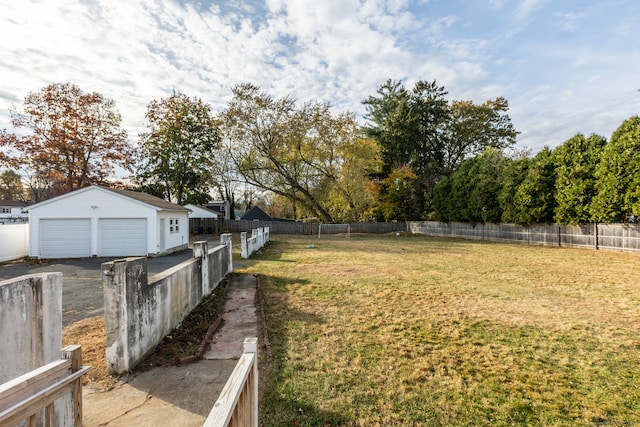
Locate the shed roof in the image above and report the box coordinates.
[184,204,218,217]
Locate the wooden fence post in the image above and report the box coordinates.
[61,345,83,427]
[243,337,258,426]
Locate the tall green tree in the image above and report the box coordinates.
[433,148,505,223]
[431,175,453,222]
[325,137,382,222]
[498,153,531,224]
[512,147,557,225]
[222,83,374,223]
[444,97,518,175]
[432,157,474,222]
[0,82,133,199]
[590,116,640,222]
[554,133,606,224]
[375,166,420,221]
[363,79,450,219]
[464,148,505,223]
[363,79,517,220]
[136,91,219,205]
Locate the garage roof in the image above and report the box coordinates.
[103,187,189,211]
[27,185,189,212]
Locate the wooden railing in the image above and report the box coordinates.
[0,345,90,427]
[203,338,258,427]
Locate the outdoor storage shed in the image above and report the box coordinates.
[184,204,219,219]
[28,185,190,259]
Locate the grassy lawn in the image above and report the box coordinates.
[236,234,640,426]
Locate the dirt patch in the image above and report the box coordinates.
[62,316,117,391]
[62,278,228,390]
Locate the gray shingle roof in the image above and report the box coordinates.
[0,200,28,207]
[101,186,189,211]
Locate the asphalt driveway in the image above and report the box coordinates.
[0,250,195,326]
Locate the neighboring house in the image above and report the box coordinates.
[27,185,189,259]
[240,205,296,222]
[0,200,29,223]
[205,200,231,220]
[240,206,272,221]
[184,204,219,219]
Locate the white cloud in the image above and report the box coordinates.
[0,0,638,159]
[555,10,587,32]
[513,0,548,23]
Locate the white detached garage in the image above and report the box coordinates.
[28,185,190,259]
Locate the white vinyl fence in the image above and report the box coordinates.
[0,223,29,262]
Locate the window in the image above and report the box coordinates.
[168,218,181,233]
[1,208,10,214]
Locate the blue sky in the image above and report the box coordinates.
[1,0,639,155]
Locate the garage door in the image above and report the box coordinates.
[98,218,147,257]
[40,219,91,258]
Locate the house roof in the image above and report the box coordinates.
[241,206,272,221]
[27,185,189,212]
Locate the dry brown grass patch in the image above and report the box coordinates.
[240,235,640,426]
[62,316,117,391]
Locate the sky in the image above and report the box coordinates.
[1,0,639,155]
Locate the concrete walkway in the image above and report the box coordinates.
[82,274,259,427]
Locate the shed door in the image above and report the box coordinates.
[98,218,147,257]
[40,219,91,258]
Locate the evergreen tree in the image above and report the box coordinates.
[590,116,640,222]
[512,147,557,224]
[554,133,606,224]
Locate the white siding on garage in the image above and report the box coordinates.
[29,187,158,258]
[40,219,91,258]
[99,218,147,256]
[158,211,189,253]
[28,186,189,258]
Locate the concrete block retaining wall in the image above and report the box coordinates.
[102,235,233,374]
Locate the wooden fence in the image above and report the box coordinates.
[190,217,225,236]
[0,345,90,427]
[203,338,258,427]
[221,220,407,235]
[409,221,640,254]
